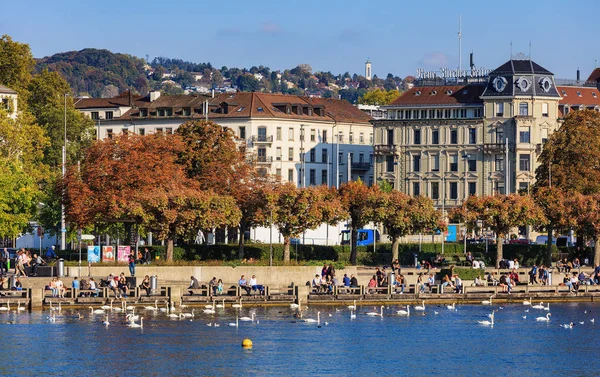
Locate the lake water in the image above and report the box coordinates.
[1,302,599,376]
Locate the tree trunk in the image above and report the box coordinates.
[350,227,358,266]
[391,236,400,263]
[496,236,503,269]
[238,223,245,259]
[166,239,174,262]
[546,226,553,267]
[283,237,290,263]
[594,237,600,267]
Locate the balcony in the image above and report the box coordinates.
[483,143,504,154]
[251,135,273,144]
[256,155,273,164]
[374,144,401,155]
[351,162,371,171]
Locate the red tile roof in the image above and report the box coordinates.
[586,68,600,83]
[388,85,484,106]
[74,91,148,109]
[557,86,600,106]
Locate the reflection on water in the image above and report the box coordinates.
[0,302,599,376]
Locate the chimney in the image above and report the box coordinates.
[577,68,581,83]
[128,89,133,106]
[470,52,475,69]
[149,91,161,102]
[211,89,215,98]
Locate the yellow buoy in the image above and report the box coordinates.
[242,338,253,349]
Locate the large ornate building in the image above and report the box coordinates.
[373,57,600,210]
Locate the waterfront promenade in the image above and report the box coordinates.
[3,265,599,310]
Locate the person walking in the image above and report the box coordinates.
[31,253,45,276]
[0,248,8,277]
[128,253,136,277]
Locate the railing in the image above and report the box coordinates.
[374,145,400,154]
[251,135,273,143]
[351,162,371,171]
[256,156,273,163]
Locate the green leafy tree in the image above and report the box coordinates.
[358,88,402,105]
[0,35,34,99]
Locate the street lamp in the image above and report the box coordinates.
[61,93,69,251]
[269,208,273,267]
[300,124,305,188]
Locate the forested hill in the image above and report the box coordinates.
[35,48,148,98]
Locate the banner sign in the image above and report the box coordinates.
[102,246,114,262]
[87,245,100,263]
[118,245,131,262]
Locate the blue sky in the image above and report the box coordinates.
[2,0,598,79]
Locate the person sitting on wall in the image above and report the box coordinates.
[249,274,264,295]
[350,274,358,288]
[189,276,200,296]
[238,275,251,296]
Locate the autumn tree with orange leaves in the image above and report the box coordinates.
[451,194,545,268]
[63,133,240,261]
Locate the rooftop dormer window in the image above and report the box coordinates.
[577,91,582,97]
[431,90,437,95]
[415,90,421,96]
[561,90,567,96]
[592,92,598,98]
[446,90,453,95]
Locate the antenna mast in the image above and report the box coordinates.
[458,15,462,72]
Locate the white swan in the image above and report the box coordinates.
[228,315,239,327]
[17,301,25,311]
[159,302,169,313]
[181,309,195,318]
[350,310,356,320]
[204,300,215,309]
[145,300,158,311]
[446,302,456,311]
[290,299,302,310]
[304,311,320,324]
[536,313,552,322]
[127,313,140,322]
[50,301,62,312]
[366,306,384,317]
[523,297,532,306]
[561,322,574,329]
[543,303,550,311]
[180,299,188,309]
[531,302,545,310]
[101,301,112,311]
[478,312,494,326]
[167,312,180,318]
[240,313,255,322]
[414,301,425,311]
[481,296,493,305]
[203,301,216,314]
[89,306,104,314]
[102,315,110,326]
[347,300,357,310]
[128,317,144,328]
[0,300,10,311]
[216,299,225,309]
[397,305,410,316]
[231,298,243,309]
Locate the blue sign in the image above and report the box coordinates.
[87,245,100,263]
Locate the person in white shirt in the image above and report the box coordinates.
[508,259,515,269]
[249,274,264,295]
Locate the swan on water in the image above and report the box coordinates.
[347,300,357,310]
[478,312,494,326]
[481,296,493,305]
[216,299,225,309]
[240,313,255,322]
[561,322,574,329]
[397,305,410,316]
[89,306,104,314]
[203,301,216,314]
[303,311,320,324]
[446,302,456,311]
[536,313,551,322]
[523,297,532,306]
[531,302,545,310]
[414,301,425,311]
[128,317,144,328]
[366,306,384,317]
[350,310,356,320]
[228,315,239,327]
[102,315,110,326]
[145,300,158,311]
[231,298,243,309]
[17,301,25,311]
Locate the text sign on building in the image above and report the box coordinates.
[416,67,491,80]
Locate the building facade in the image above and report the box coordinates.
[0,84,18,118]
[373,57,600,211]
[75,91,374,188]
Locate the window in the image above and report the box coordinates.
[468,159,476,172]
[542,103,549,117]
[460,109,467,118]
[387,129,394,145]
[276,127,282,141]
[437,109,443,118]
[413,155,421,172]
[496,129,504,144]
[359,153,364,163]
[349,152,354,163]
[91,112,99,120]
[519,182,529,193]
[339,152,343,164]
[122,128,129,135]
[495,181,505,195]
[288,169,294,182]
[288,128,294,141]
[386,155,394,172]
[468,182,477,196]
[322,130,327,143]
[310,129,316,142]
[450,182,458,200]
[431,182,439,200]
[349,132,354,144]
[140,109,148,117]
[239,127,246,139]
[469,128,477,144]
[300,128,305,142]
[420,109,427,119]
[444,109,451,118]
[309,149,315,163]
[432,130,439,144]
[474,108,483,118]
[432,155,439,172]
[321,170,327,186]
[321,148,328,163]
[405,110,412,120]
[309,169,316,186]
[519,154,531,171]
[288,148,294,161]
[369,133,373,145]
[496,103,504,117]
[519,102,528,116]
[106,129,113,139]
[338,132,344,143]
[450,130,458,144]
[276,147,282,161]
[429,109,435,119]
[182,108,191,116]
[276,168,282,179]
[450,155,458,172]
[369,154,373,165]
[105,111,113,120]
[165,128,173,135]
[414,129,421,145]
[155,127,163,134]
[359,132,364,144]
[495,155,504,172]
[452,109,459,118]
[157,109,165,117]
[413,182,420,196]
[138,128,145,136]
[519,128,530,143]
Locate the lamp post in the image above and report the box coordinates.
[61,93,69,251]
[300,124,305,188]
[269,208,273,267]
